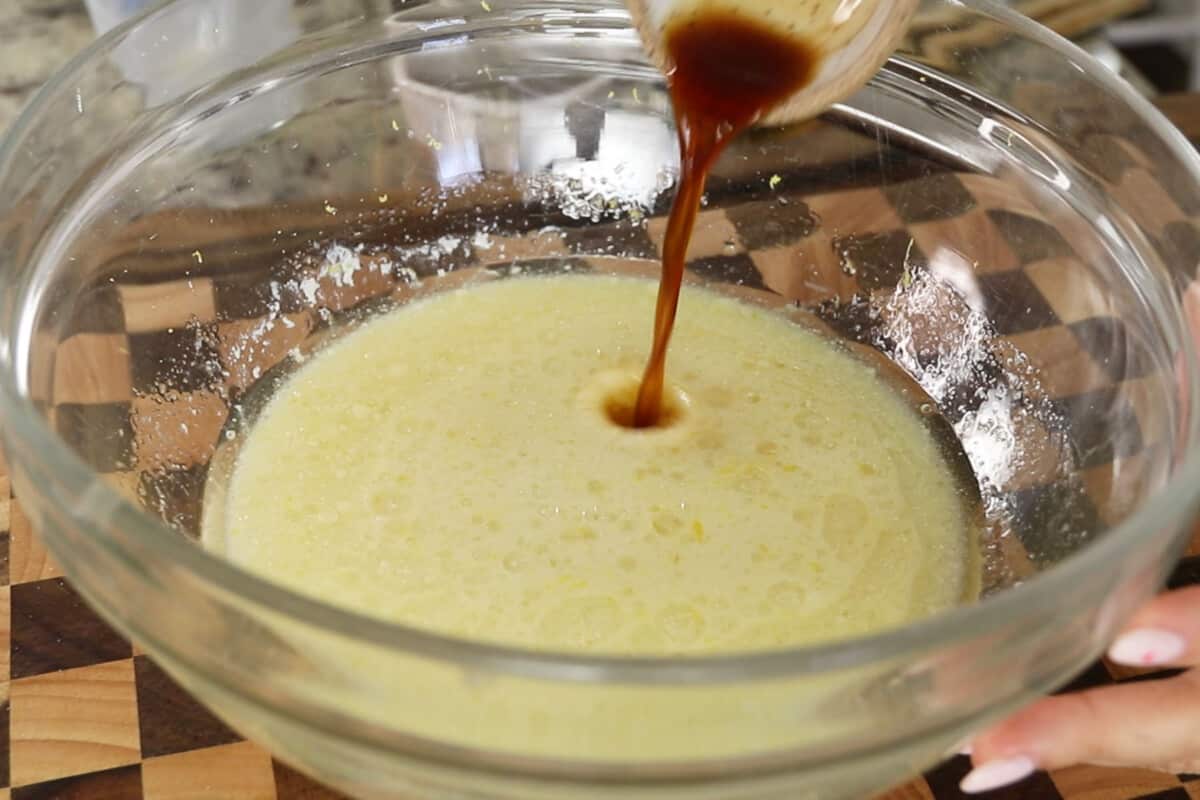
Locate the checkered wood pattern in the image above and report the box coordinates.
[6,93,1200,799]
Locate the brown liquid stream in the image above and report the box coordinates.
[632,13,820,428]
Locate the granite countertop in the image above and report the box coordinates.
[2,3,1199,800]
[0,0,1154,139]
[0,0,94,134]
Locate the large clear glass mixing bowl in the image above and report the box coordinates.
[1,0,1199,797]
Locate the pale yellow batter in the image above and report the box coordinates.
[205,275,975,655]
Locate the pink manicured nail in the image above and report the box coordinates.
[1107,628,1187,667]
[960,756,1036,794]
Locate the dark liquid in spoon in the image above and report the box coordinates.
[632,13,820,428]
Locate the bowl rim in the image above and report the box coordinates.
[2,0,1200,690]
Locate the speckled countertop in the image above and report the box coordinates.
[3,3,1196,800]
[0,0,94,133]
[0,0,1150,139]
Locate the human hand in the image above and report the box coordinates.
[958,587,1200,793]
[958,283,1200,794]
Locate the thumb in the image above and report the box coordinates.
[1109,585,1200,668]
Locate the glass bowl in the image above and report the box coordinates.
[2,0,1199,797]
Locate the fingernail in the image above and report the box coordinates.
[1108,628,1187,667]
[957,742,973,757]
[960,756,1036,794]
